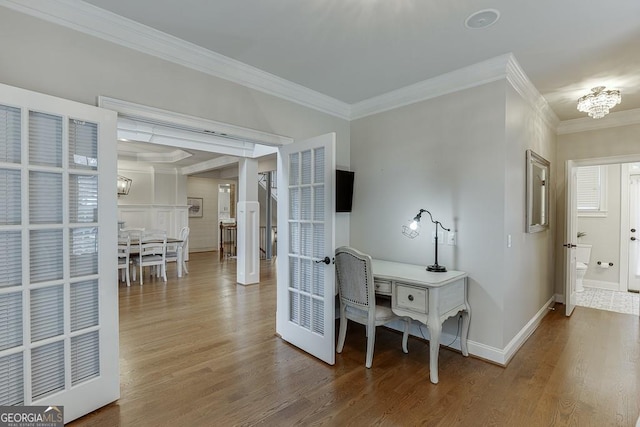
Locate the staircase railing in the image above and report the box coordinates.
[219,222,277,260]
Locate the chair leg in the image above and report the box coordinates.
[336,309,348,354]
[182,260,189,275]
[139,265,144,285]
[402,318,410,354]
[125,265,130,287]
[161,263,167,282]
[365,324,376,368]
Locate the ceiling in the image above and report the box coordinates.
[14,0,635,171]
[81,0,640,122]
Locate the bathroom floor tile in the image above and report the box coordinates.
[576,286,639,316]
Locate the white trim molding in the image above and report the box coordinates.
[557,107,640,135]
[3,0,560,125]
[1,0,351,119]
[351,54,560,128]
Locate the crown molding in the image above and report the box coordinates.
[350,54,513,120]
[0,0,351,120]
[3,1,561,126]
[557,107,640,135]
[505,55,560,130]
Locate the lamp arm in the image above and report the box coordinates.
[418,209,451,232]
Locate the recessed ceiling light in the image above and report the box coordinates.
[465,9,500,29]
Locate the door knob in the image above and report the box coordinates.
[632,237,637,241]
[632,228,637,233]
[563,243,577,248]
[315,256,331,265]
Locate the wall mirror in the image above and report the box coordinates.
[218,183,236,222]
[526,149,550,233]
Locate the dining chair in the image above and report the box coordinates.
[335,246,410,368]
[117,232,131,287]
[166,226,190,277]
[132,229,167,285]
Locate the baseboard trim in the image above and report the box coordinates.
[384,295,556,366]
[583,279,620,291]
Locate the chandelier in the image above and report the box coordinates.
[577,86,621,119]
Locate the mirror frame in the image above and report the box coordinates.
[526,149,550,233]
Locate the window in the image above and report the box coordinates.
[576,165,607,216]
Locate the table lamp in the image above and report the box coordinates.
[402,209,450,272]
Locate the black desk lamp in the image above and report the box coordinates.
[402,209,450,272]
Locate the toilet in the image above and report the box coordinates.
[575,244,592,292]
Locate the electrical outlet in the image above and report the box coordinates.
[447,232,456,245]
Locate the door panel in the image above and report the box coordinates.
[629,174,640,292]
[0,83,118,422]
[565,161,577,316]
[276,133,336,364]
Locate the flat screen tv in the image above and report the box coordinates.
[336,170,354,213]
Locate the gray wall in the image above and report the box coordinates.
[350,80,556,350]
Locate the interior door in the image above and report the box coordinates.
[628,174,640,292]
[565,161,578,316]
[276,133,336,364]
[0,83,119,422]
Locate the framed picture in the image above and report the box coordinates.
[188,197,203,218]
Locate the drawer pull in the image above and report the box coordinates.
[408,294,414,302]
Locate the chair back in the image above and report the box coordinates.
[178,226,190,248]
[117,233,130,265]
[139,230,166,258]
[335,246,375,312]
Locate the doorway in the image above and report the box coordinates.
[567,158,640,316]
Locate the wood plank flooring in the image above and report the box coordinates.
[71,252,640,426]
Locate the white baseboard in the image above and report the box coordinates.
[384,295,556,366]
[583,279,620,291]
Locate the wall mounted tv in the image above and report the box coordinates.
[336,170,354,213]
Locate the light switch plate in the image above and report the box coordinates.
[447,232,456,245]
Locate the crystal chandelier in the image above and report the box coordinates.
[577,86,621,119]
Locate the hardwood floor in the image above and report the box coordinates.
[71,252,640,426]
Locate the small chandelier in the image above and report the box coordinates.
[577,86,621,119]
[117,175,132,196]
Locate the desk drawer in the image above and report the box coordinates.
[374,279,392,295]
[396,284,428,313]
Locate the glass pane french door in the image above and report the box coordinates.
[276,133,336,365]
[0,83,118,423]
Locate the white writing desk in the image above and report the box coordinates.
[371,259,470,384]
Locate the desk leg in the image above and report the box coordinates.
[460,304,471,357]
[427,321,441,384]
[177,247,183,278]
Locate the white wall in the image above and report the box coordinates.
[555,123,640,295]
[187,176,236,252]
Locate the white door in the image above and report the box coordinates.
[565,161,578,316]
[276,133,336,364]
[0,83,119,422]
[628,174,640,292]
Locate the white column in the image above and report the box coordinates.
[237,158,260,285]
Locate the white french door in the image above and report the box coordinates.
[276,133,336,364]
[628,174,640,292]
[0,83,119,422]
[565,161,578,316]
